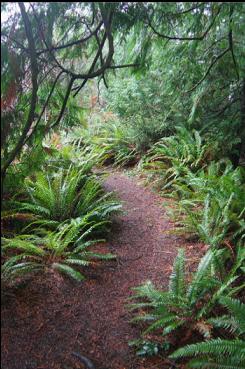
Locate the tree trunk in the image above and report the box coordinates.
[230,78,245,167]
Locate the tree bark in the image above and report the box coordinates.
[230,78,245,167]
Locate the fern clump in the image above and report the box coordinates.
[143,125,210,189]
[129,247,245,356]
[84,121,139,167]
[44,138,104,173]
[170,297,245,368]
[13,165,121,232]
[2,223,116,283]
[170,161,245,246]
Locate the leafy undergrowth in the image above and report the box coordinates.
[72,116,245,368]
[2,3,245,368]
[1,143,122,287]
[2,171,207,369]
[130,247,245,367]
[45,122,245,368]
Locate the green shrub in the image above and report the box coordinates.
[81,121,139,167]
[2,144,48,200]
[170,161,245,246]
[170,297,245,368]
[142,126,212,190]
[13,165,121,231]
[130,247,244,344]
[2,223,115,283]
[78,114,171,167]
[122,115,171,154]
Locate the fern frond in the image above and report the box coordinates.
[219,297,245,335]
[52,263,85,281]
[170,339,245,359]
[169,248,186,298]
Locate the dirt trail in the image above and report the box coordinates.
[1,172,190,369]
[76,172,180,368]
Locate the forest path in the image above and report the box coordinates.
[2,171,190,369]
[73,171,180,368]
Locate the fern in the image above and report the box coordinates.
[167,161,245,246]
[213,297,245,336]
[130,248,242,344]
[2,223,116,283]
[172,340,245,369]
[145,125,210,185]
[169,248,186,299]
[12,166,121,233]
[169,295,245,368]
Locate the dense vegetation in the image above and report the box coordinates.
[1,2,245,368]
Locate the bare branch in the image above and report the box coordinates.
[48,77,75,131]
[72,31,108,97]
[24,71,64,143]
[36,21,103,56]
[33,6,115,84]
[185,48,230,93]
[147,6,221,41]
[172,3,205,16]
[108,63,140,70]
[73,6,114,97]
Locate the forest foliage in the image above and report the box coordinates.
[1,2,245,369]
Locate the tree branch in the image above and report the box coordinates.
[33,6,114,83]
[107,63,140,70]
[48,77,75,131]
[24,71,64,143]
[229,5,240,81]
[72,31,108,97]
[147,6,221,41]
[36,21,103,56]
[185,48,230,93]
[73,6,114,97]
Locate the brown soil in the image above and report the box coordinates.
[1,172,206,369]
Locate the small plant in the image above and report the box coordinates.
[170,297,245,368]
[87,121,139,167]
[143,125,210,188]
[44,138,104,174]
[129,339,170,357]
[129,248,244,347]
[2,223,116,283]
[170,161,245,246]
[14,166,121,231]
